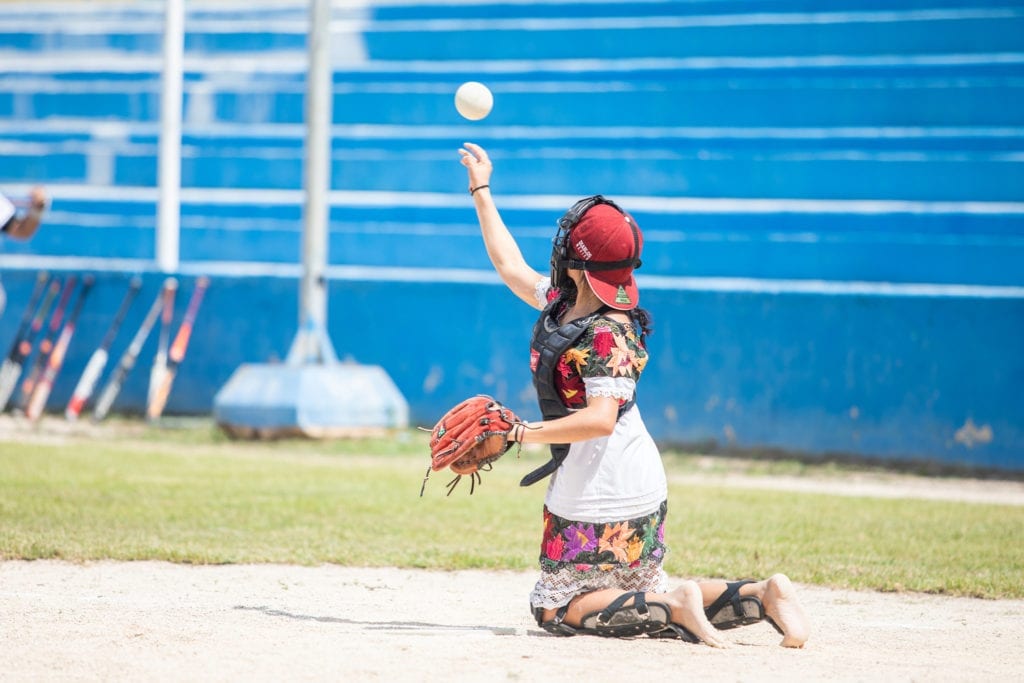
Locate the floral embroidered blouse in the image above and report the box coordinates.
[553,315,649,410]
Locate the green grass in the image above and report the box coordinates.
[1,421,1021,599]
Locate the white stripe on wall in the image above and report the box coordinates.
[2,255,1022,299]
[7,184,1024,216]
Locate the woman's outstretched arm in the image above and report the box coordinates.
[459,142,545,310]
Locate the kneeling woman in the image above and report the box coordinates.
[458,142,809,648]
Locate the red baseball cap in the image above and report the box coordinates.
[570,203,643,310]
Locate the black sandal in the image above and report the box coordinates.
[705,580,765,630]
[579,591,674,638]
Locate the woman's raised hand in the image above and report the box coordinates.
[458,142,493,194]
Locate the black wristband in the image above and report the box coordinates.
[469,184,490,196]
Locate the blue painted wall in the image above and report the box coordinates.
[2,269,1019,472]
[1,1,1022,470]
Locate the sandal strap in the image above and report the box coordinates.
[597,591,647,624]
[537,603,578,636]
[704,580,755,621]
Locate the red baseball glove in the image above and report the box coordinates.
[421,395,524,495]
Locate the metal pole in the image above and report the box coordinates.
[212,0,408,436]
[156,0,184,273]
[289,0,336,364]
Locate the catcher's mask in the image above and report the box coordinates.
[549,195,643,309]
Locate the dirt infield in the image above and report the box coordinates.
[2,560,1022,682]
[3,420,1023,681]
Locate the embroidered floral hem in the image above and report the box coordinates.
[529,501,670,610]
[540,502,667,568]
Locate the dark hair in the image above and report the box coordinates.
[552,285,653,341]
[630,306,653,342]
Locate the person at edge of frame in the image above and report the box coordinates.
[1,186,49,316]
[456,141,810,648]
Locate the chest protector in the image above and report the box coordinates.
[520,300,637,487]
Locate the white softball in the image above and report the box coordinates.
[454,81,493,121]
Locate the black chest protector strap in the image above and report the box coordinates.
[520,302,636,487]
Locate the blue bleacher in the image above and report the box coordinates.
[1,0,1022,468]
[2,1,1021,279]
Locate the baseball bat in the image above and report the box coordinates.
[146,276,209,421]
[1,271,48,358]
[15,275,77,412]
[26,276,95,421]
[146,277,178,412]
[65,276,143,420]
[92,278,177,422]
[0,277,61,412]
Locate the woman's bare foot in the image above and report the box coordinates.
[666,581,732,649]
[761,574,810,648]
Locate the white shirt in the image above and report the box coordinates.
[532,279,668,522]
[0,193,11,313]
[0,193,15,228]
[545,404,668,522]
